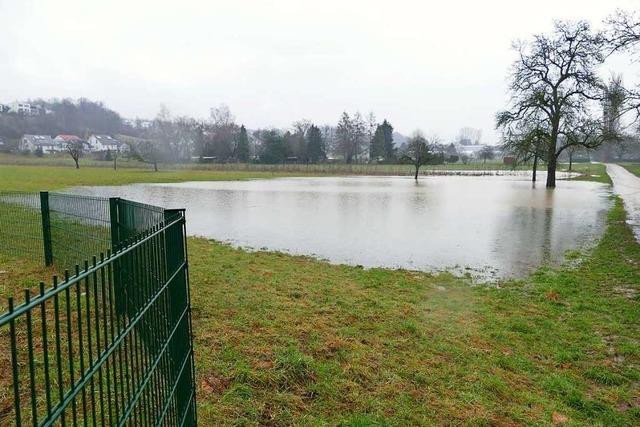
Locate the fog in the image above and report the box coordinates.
[1,0,638,141]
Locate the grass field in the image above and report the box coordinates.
[0,153,599,192]
[1,164,638,425]
[621,163,640,177]
[0,152,528,173]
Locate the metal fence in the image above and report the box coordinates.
[0,192,169,272]
[0,191,44,263]
[0,196,197,426]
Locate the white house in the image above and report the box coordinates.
[88,135,123,152]
[454,144,486,158]
[20,135,61,153]
[9,102,43,116]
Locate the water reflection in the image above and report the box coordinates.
[67,176,610,278]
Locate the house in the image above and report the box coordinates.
[124,118,153,129]
[8,102,43,116]
[454,144,486,158]
[54,135,83,145]
[88,135,123,152]
[20,135,61,153]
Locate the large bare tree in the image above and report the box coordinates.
[497,20,607,188]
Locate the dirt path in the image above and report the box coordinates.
[606,163,640,242]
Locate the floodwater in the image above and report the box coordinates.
[68,175,611,279]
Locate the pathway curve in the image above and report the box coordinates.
[606,163,640,242]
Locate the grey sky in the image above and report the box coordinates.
[1,0,638,142]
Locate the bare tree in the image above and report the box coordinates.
[351,112,367,163]
[210,104,235,127]
[336,112,354,163]
[206,104,238,161]
[479,146,495,164]
[402,131,438,180]
[500,121,547,182]
[66,140,87,169]
[130,140,166,171]
[606,10,640,53]
[605,10,640,126]
[497,20,607,188]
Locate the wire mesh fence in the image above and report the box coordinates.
[49,193,112,272]
[0,192,171,273]
[0,208,197,426]
[0,191,44,264]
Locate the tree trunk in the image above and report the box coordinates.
[153,162,158,172]
[113,156,117,171]
[74,157,80,169]
[546,126,559,188]
[546,154,557,188]
[569,152,573,172]
[532,153,538,182]
[414,164,419,180]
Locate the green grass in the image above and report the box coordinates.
[0,158,596,193]
[185,198,639,425]
[1,164,638,425]
[620,163,640,178]
[561,162,613,185]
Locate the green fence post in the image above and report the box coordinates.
[164,208,196,425]
[109,198,120,251]
[109,198,126,316]
[40,191,53,266]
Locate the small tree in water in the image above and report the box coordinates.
[402,131,437,180]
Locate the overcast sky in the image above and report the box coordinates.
[1,0,639,142]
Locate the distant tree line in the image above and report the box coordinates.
[118,105,408,167]
[1,96,492,174]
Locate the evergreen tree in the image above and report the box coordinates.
[236,125,250,162]
[306,124,325,163]
[260,129,287,163]
[381,119,395,160]
[370,126,385,162]
[370,119,395,162]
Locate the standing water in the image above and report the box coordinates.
[68,175,610,279]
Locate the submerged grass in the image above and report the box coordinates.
[0,165,638,424]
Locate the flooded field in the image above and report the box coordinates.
[68,175,611,278]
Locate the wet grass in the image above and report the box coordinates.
[563,162,612,185]
[1,161,600,193]
[186,197,639,425]
[620,163,640,178]
[1,164,638,424]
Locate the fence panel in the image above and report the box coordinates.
[0,191,44,263]
[0,210,197,426]
[48,193,112,272]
